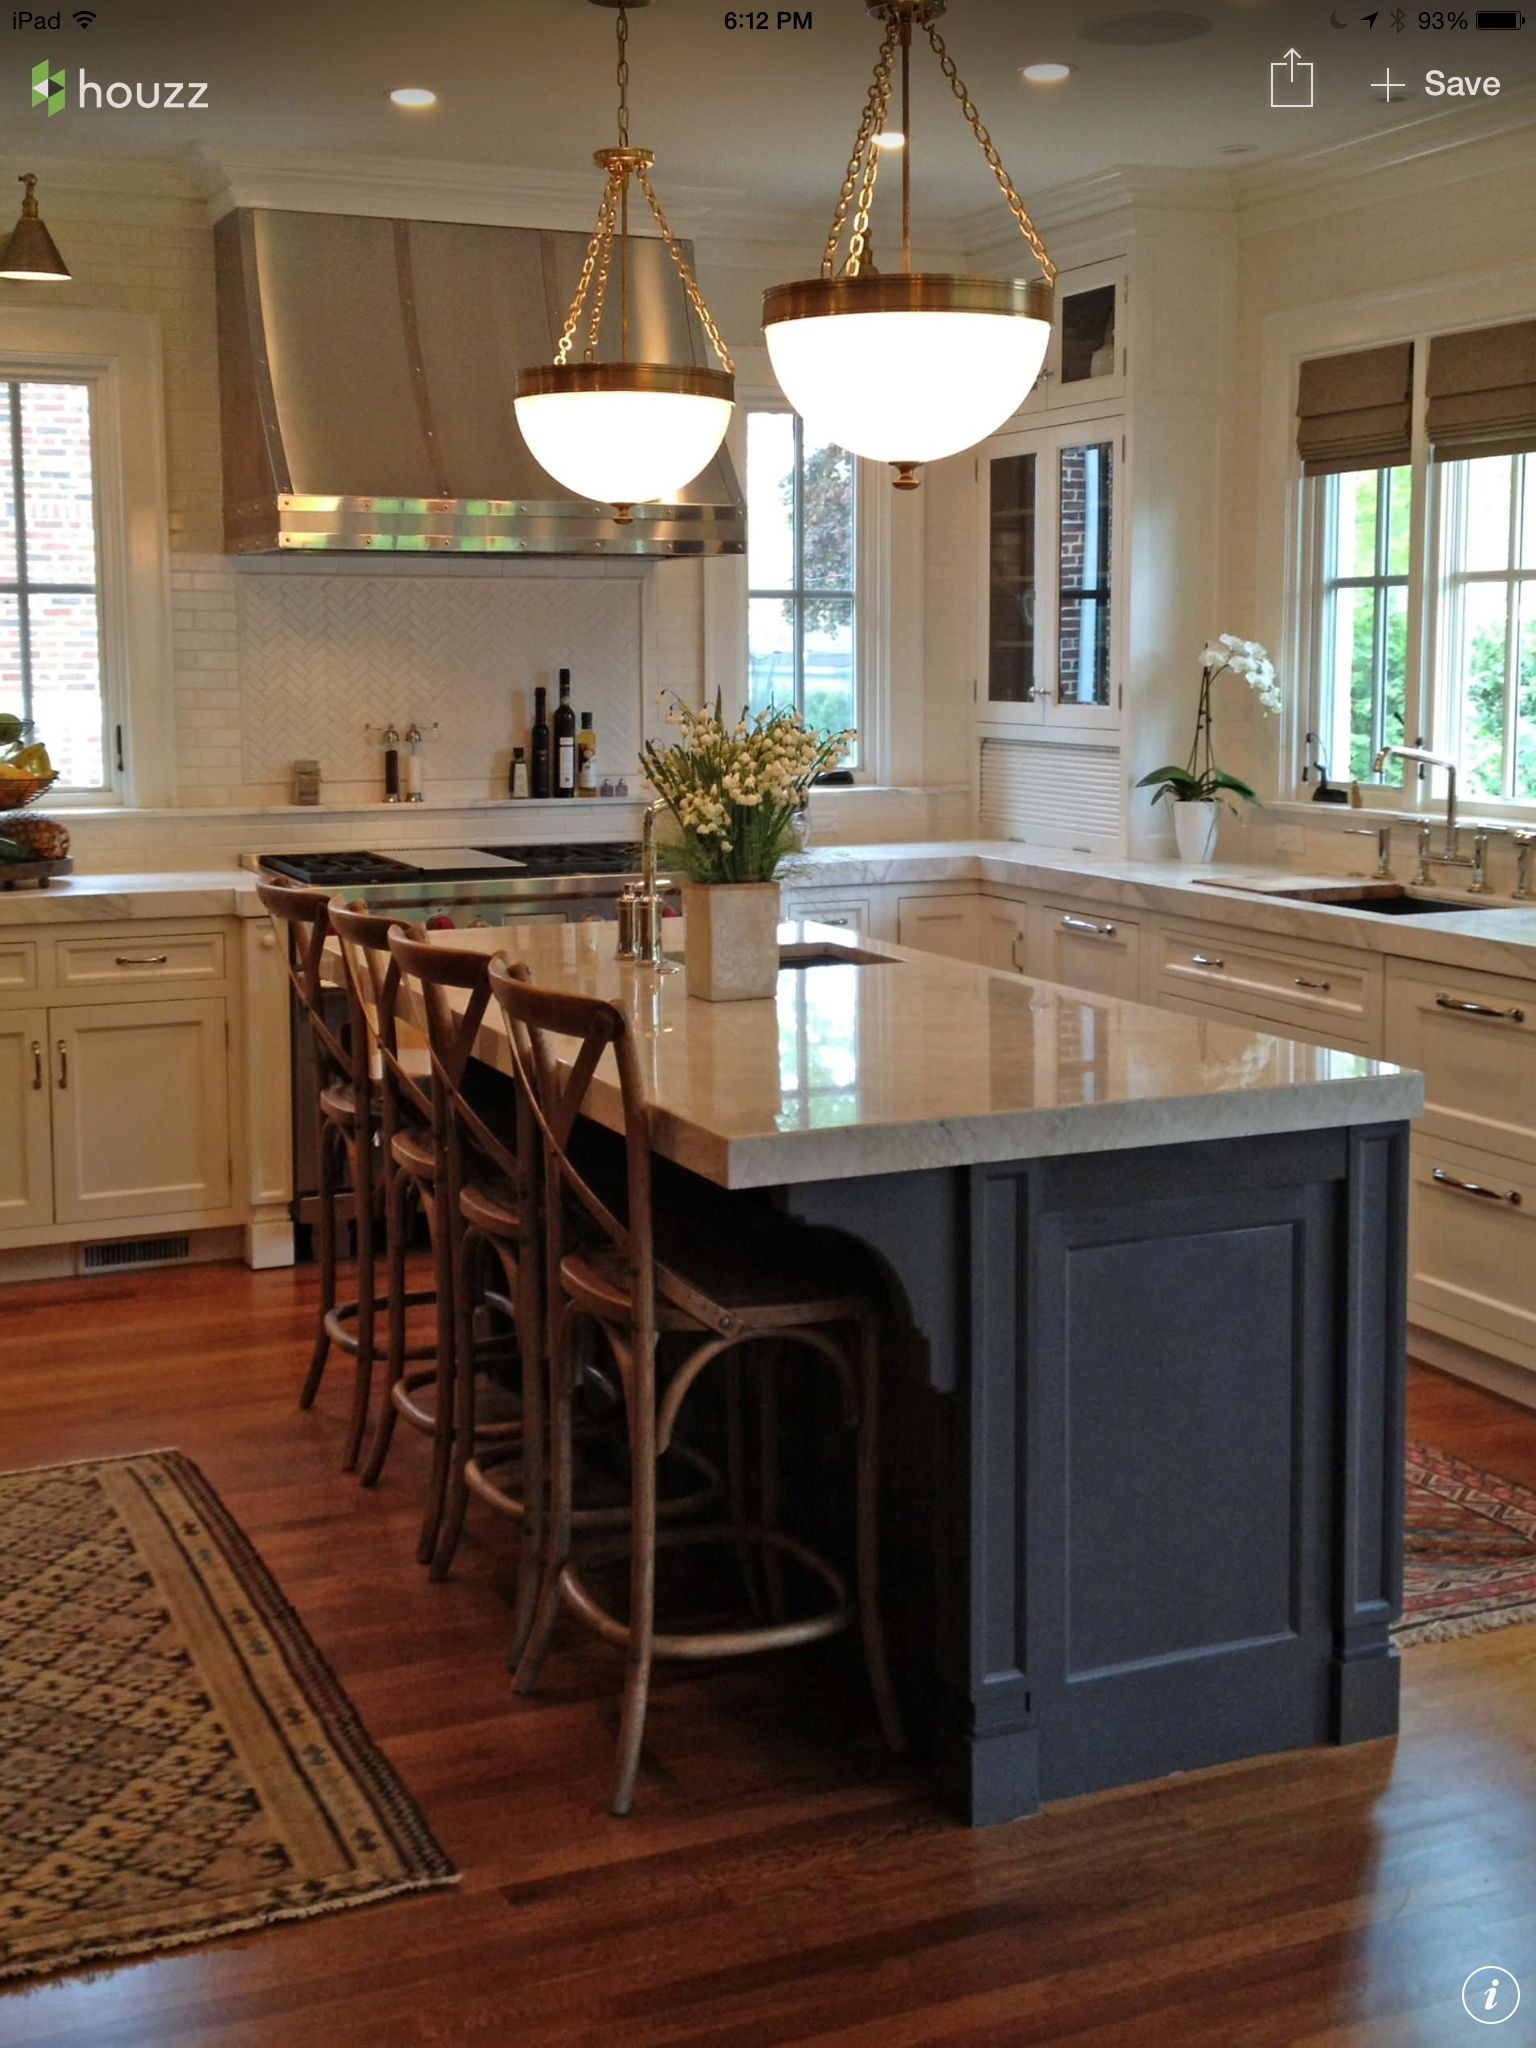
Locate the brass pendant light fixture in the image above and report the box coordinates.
[0,174,71,283]
[762,1,1054,489]
[513,0,734,525]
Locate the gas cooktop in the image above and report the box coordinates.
[258,842,644,888]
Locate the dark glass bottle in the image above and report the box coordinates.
[530,685,551,800]
[553,668,577,798]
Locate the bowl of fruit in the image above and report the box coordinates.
[0,714,57,809]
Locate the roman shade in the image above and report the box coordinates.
[1427,319,1536,462]
[1296,343,1414,476]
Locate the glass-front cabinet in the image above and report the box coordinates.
[978,418,1123,731]
[1023,257,1126,414]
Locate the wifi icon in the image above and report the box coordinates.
[72,8,97,24]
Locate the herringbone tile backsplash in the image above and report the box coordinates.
[237,573,643,797]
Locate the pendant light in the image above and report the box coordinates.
[513,0,734,525]
[0,174,71,283]
[762,1,1054,488]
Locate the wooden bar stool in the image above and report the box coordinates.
[385,931,539,1587]
[257,881,389,1471]
[330,904,505,1565]
[490,957,905,1818]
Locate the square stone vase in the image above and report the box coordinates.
[681,880,782,1001]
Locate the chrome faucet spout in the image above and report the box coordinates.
[1373,744,1459,857]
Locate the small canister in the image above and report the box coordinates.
[616,887,639,960]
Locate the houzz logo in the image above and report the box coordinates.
[30,55,61,115]
[29,51,208,113]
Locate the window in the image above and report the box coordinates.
[1057,439,1114,711]
[0,378,106,790]
[1313,465,1411,784]
[1440,452,1536,802]
[746,410,858,759]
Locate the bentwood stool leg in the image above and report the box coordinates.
[429,1220,483,1581]
[611,1351,660,1820]
[856,1317,905,1754]
[416,1183,457,1567]
[341,1118,377,1473]
[512,1299,579,1698]
[360,1158,410,1489]
[302,1106,338,1411]
[506,1236,546,1671]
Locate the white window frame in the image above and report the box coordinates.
[708,388,915,787]
[1433,451,1536,805]
[1258,262,1536,823]
[0,308,172,808]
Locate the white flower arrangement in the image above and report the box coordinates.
[1139,634,1281,812]
[642,695,854,884]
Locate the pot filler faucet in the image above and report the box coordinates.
[1372,743,1495,893]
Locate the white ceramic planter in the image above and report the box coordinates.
[682,880,782,1001]
[1172,799,1222,866]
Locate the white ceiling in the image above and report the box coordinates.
[4,0,1534,225]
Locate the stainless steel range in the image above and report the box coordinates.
[258,840,676,1232]
[256,840,662,927]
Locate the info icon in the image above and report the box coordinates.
[1461,1968,1521,2024]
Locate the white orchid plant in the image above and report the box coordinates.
[641,694,854,884]
[1138,635,1281,813]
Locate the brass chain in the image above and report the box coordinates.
[925,19,1056,283]
[638,170,734,373]
[583,176,622,360]
[616,2,629,147]
[844,36,896,277]
[821,17,898,280]
[557,171,619,366]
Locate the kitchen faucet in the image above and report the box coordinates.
[1371,744,1494,893]
[617,798,675,968]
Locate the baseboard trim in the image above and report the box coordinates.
[1411,1323,1536,1413]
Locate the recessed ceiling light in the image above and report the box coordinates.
[1079,12,1211,45]
[388,87,437,109]
[873,129,906,150]
[1020,62,1075,84]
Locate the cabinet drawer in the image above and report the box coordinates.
[1409,1137,1536,1361]
[1153,924,1379,1036]
[897,893,981,961]
[1154,987,1376,1057]
[1033,902,1141,1001]
[1384,959,1536,1168]
[782,892,872,936]
[0,939,37,993]
[54,931,226,992]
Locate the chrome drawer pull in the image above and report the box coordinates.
[1061,914,1116,938]
[31,1040,42,1092]
[821,916,851,927]
[1190,953,1224,969]
[1432,1166,1521,1207]
[1293,976,1332,992]
[56,1039,67,1090]
[114,953,170,967]
[1435,994,1524,1022]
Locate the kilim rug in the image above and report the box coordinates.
[0,1450,455,1987]
[1397,1442,1536,1647]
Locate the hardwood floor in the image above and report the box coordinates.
[4,1262,1536,2047]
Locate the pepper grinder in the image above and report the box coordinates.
[381,722,401,802]
[403,722,424,802]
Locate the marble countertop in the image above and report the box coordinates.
[786,840,1536,978]
[418,919,1421,1191]
[0,870,265,924]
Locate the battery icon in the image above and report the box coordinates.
[1475,8,1525,22]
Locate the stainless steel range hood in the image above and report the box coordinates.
[215,207,744,558]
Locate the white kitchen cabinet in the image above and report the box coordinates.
[897,893,982,961]
[1029,901,1141,1001]
[1020,258,1127,415]
[980,897,1030,973]
[781,890,874,936]
[1149,919,1382,1053]
[0,1007,53,1232]
[1384,959,1536,1166]
[1408,1137,1536,1367]
[977,420,1123,736]
[49,998,231,1227]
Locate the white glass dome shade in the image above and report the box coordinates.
[762,272,1052,468]
[514,362,735,510]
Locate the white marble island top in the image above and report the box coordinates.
[424,919,1422,1191]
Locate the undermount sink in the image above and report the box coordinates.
[1238,882,1505,917]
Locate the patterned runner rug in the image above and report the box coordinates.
[1398,1442,1536,1648]
[0,1450,455,1987]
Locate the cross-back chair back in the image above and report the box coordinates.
[329,903,431,1138]
[486,957,660,1340]
[256,880,358,1093]
[386,932,526,1194]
